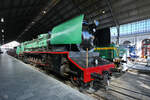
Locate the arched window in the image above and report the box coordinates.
[142,39,150,57]
[123,41,131,45]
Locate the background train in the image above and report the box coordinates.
[9,15,115,90]
[94,44,129,72]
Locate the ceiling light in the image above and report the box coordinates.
[1,29,4,33]
[31,21,35,24]
[42,10,47,15]
[102,10,105,14]
[1,18,4,22]
[25,29,28,31]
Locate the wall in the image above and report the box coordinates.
[111,33,150,57]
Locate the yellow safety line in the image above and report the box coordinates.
[94,47,117,50]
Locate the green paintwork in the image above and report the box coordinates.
[16,46,20,55]
[118,46,128,58]
[95,44,128,61]
[119,48,127,57]
[20,43,25,53]
[38,33,49,39]
[50,14,84,44]
[94,44,118,61]
[16,33,49,54]
[16,15,85,55]
[38,39,47,47]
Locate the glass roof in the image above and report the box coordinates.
[110,19,150,37]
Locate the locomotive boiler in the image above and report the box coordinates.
[16,15,115,90]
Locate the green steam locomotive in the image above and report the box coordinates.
[15,15,115,90]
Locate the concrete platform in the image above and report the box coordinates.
[0,54,95,100]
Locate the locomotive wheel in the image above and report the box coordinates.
[60,64,70,77]
[70,76,81,87]
[60,64,67,76]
